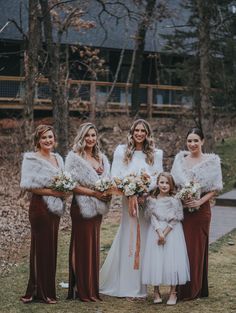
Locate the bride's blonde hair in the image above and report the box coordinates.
[73,122,101,161]
[124,119,155,165]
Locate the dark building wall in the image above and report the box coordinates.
[0,41,22,76]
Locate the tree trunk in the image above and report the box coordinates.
[39,0,69,157]
[131,0,156,116]
[23,0,39,150]
[197,0,214,151]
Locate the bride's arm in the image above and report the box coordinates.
[148,149,164,191]
[111,145,125,178]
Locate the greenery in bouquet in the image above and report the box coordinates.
[50,171,76,192]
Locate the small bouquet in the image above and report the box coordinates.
[176,180,201,212]
[114,170,151,197]
[50,171,76,192]
[94,177,114,193]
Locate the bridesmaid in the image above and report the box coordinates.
[20,125,68,304]
[100,119,163,299]
[171,127,223,300]
[65,122,111,302]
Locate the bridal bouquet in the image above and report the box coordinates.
[95,177,114,192]
[50,171,76,192]
[114,170,151,197]
[176,180,201,212]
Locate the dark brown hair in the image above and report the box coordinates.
[186,127,204,140]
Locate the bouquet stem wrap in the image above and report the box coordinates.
[128,204,141,270]
[133,218,141,270]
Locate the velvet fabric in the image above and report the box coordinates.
[178,201,211,300]
[67,198,102,301]
[23,194,60,302]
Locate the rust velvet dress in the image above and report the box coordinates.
[65,150,110,302]
[23,194,60,302]
[67,197,102,301]
[178,201,211,300]
[171,151,223,301]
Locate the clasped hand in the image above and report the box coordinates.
[94,191,112,202]
[184,197,202,208]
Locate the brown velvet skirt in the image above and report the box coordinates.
[67,197,102,301]
[178,201,211,300]
[23,194,60,302]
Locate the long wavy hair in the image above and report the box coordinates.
[73,122,101,161]
[124,119,155,165]
[152,172,176,197]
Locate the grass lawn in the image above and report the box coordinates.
[216,136,236,192]
[0,222,236,313]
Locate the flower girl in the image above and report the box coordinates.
[142,172,190,305]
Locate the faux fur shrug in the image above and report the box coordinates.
[171,151,223,193]
[65,151,110,218]
[20,152,65,216]
[146,196,183,230]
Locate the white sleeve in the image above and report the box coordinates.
[111,145,126,178]
[151,213,162,230]
[149,149,164,191]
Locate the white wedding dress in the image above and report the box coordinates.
[99,144,163,297]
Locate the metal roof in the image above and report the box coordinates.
[0,0,188,52]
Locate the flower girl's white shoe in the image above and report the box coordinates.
[166,292,177,305]
[153,292,162,304]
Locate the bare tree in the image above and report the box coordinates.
[22,0,40,150]
[197,0,214,151]
[94,0,170,116]
[38,0,96,156]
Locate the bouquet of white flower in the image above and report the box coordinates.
[113,170,151,197]
[94,177,114,192]
[50,171,76,192]
[176,180,201,212]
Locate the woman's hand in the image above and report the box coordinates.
[184,198,203,208]
[128,195,138,217]
[93,190,111,202]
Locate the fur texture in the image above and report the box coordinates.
[65,151,110,218]
[146,196,183,223]
[171,151,223,193]
[20,152,65,216]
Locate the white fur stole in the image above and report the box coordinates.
[65,151,110,218]
[145,196,183,222]
[20,152,65,216]
[171,151,223,193]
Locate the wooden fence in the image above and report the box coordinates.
[0,76,193,116]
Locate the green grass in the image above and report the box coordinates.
[0,222,236,313]
[216,136,236,192]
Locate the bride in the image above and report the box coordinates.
[99,119,163,298]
